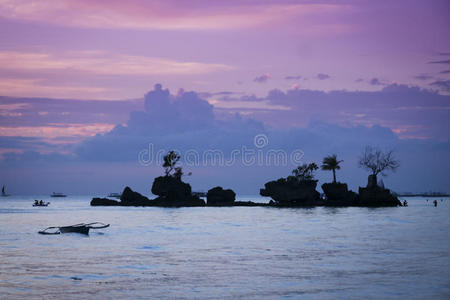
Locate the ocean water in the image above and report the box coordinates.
[0,195,449,299]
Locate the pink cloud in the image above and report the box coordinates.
[0,77,111,99]
[0,123,115,138]
[0,50,233,99]
[0,51,233,76]
[0,0,352,33]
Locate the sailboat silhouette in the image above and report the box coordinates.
[2,185,10,197]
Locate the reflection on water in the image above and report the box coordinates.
[0,196,449,299]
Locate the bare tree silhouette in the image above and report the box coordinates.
[359,146,399,185]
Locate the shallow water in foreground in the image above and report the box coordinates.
[0,195,449,299]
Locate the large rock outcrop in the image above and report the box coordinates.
[358,186,401,206]
[151,176,205,207]
[207,186,236,206]
[91,183,205,207]
[358,175,401,206]
[90,187,153,206]
[90,197,120,206]
[260,176,321,206]
[120,186,154,206]
[321,182,359,206]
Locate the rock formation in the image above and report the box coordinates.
[358,175,402,206]
[151,176,205,207]
[260,176,321,206]
[91,180,205,207]
[206,186,236,206]
[120,186,154,206]
[321,182,359,206]
[90,197,120,206]
[91,187,154,206]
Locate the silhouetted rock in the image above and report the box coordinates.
[322,182,359,206]
[90,197,120,206]
[120,186,154,206]
[233,201,271,207]
[260,176,320,206]
[358,186,401,206]
[152,175,190,198]
[90,184,204,207]
[207,186,236,206]
[367,174,377,188]
[151,176,205,207]
[358,176,401,206]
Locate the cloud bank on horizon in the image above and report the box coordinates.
[1,84,449,194]
[0,0,449,194]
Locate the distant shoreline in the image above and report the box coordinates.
[398,194,449,197]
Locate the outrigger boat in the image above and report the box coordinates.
[38,222,110,235]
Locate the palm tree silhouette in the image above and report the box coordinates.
[321,154,343,183]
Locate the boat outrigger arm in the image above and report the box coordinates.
[38,222,110,235]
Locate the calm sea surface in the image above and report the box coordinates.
[0,195,449,299]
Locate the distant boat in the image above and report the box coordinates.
[60,224,91,234]
[33,201,50,207]
[51,192,67,197]
[38,222,110,235]
[1,185,10,197]
[192,191,206,197]
[107,192,121,199]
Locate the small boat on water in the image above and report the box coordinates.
[107,192,121,199]
[38,222,110,235]
[1,185,10,197]
[51,192,67,197]
[33,200,50,207]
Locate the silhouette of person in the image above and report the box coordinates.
[433,200,437,207]
[34,200,38,205]
[39,200,43,205]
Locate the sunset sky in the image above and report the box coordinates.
[0,0,449,195]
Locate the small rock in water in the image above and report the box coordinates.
[206,186,236,206]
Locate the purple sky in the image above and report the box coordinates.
[0,0,449,195]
